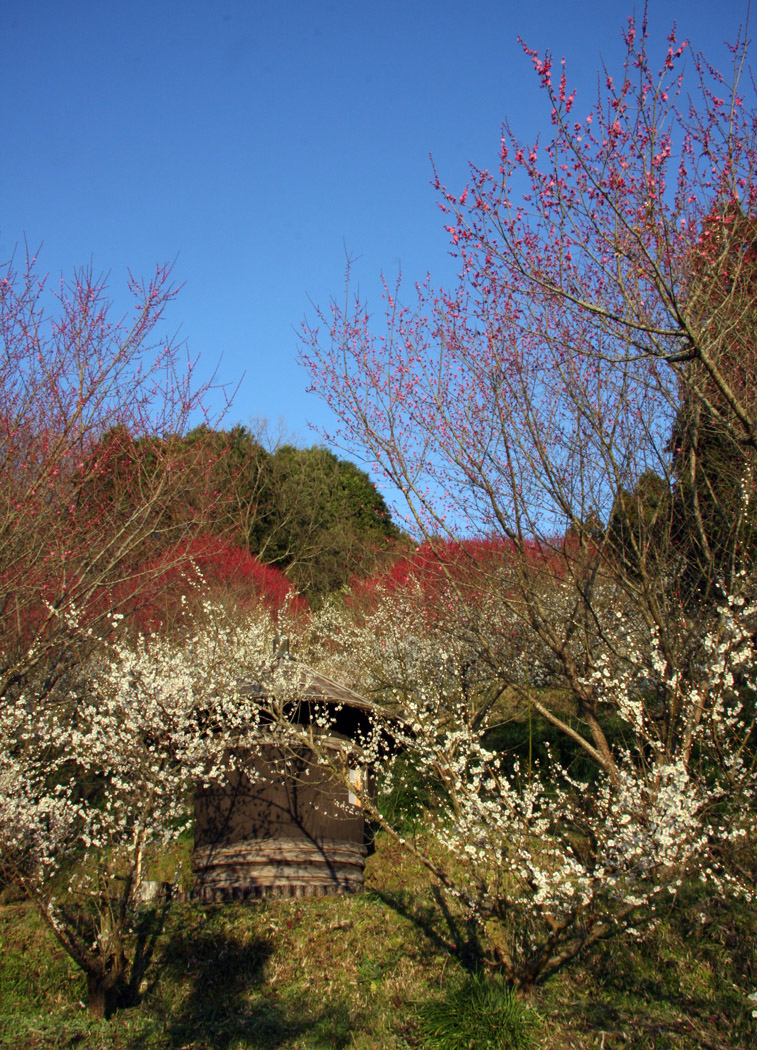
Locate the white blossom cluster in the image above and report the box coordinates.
[307,577,757,983]
[0,598,289,960]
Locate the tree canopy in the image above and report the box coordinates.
[83,423,403,606]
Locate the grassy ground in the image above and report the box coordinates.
[1,834,755,1049]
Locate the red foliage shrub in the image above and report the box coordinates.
[118,537,307,633]
[349,534,575,613]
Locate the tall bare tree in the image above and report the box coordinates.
[0,250,228,696]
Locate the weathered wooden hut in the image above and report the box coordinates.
[192,650,378,901]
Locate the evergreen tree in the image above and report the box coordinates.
[669,206,757,601]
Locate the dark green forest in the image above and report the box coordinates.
[86,423,405,602]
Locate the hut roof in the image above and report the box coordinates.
[240,658,373,712]
[238,640,405,748]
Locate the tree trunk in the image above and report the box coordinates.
[87,972,109,1019]
[86,963,124,1019]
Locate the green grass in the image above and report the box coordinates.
[0,834,755,1049]
[417,972,539,1049]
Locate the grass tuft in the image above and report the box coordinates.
[416,972,539,1050]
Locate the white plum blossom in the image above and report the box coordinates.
[0,598,290,1016]
[303,575,757,988]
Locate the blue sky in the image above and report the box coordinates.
[1,1,750,463]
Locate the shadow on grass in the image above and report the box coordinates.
[369,886,484,973]
[129,907,354,1050]
[120,902,173,1012]
[539,891,757,1050]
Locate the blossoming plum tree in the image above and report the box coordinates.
[308,570,755,987]
[301,10,757,984]
[0,248,265,1016]
[0,599,288,1017]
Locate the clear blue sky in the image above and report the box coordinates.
[1,1,749,458]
